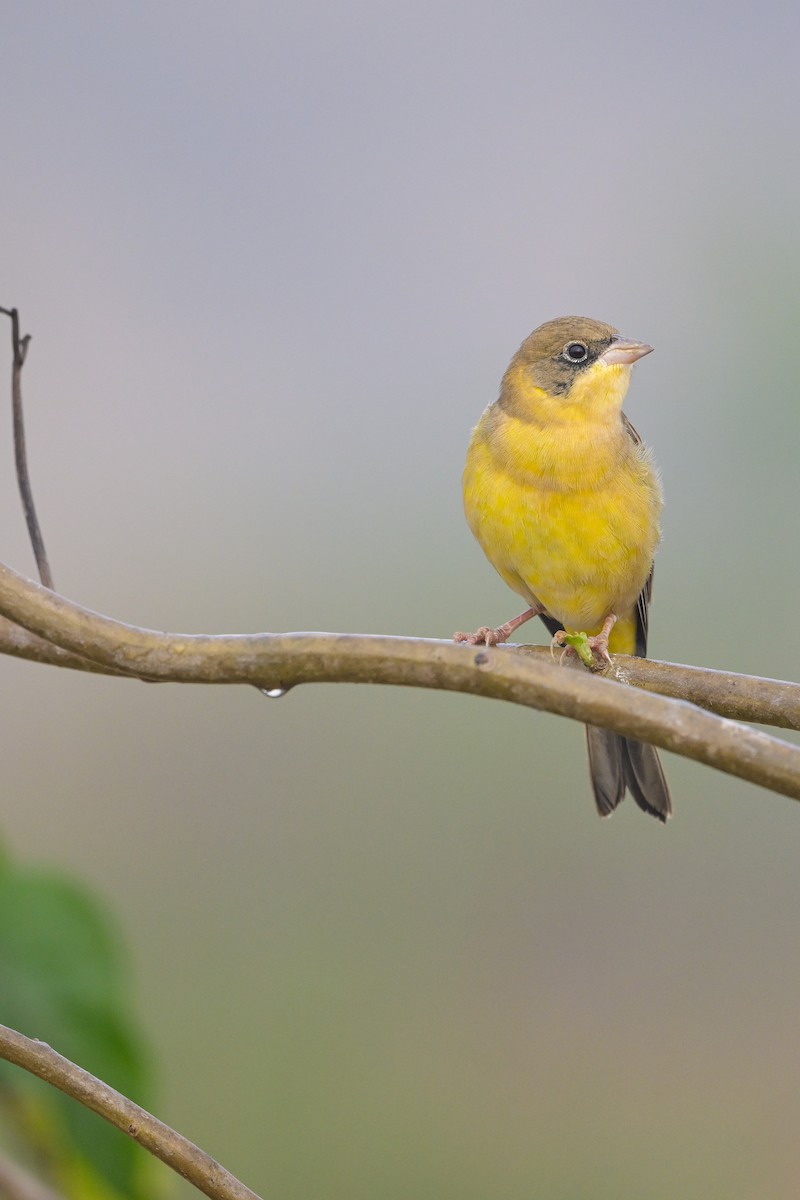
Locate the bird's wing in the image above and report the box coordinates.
[622,413,652,658]
[621,411,642,445]
[635,566,653,658]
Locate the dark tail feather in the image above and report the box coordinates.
[539,612,671,821]
[585,725,626,817]
[623,736,672,822]
[586,726,672,823]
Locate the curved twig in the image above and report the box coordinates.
[0,560,798,802]
[0,1025,261,1200]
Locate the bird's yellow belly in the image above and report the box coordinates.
[463,435,659,637]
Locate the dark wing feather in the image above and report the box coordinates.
[538,613,563,640]
[635,567,653,658]
[622,411,642,445]
[623,414,653,660]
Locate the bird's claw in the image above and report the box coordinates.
[587,634,613,668]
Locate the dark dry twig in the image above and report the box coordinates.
[0,307,54,589]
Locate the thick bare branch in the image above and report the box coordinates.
[0,560,798,802]
[0,1025,261,1200]
[1,611,798,733]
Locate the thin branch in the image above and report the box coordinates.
[0,307,54,589]
[0,1025,261,1200]
[0,1151,65,1200]
[0,560,798,802]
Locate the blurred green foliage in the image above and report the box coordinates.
[0,844,156,1200]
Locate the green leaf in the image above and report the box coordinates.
[560,631,594,668]
[0,851,160,1199]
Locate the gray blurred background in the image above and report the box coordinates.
[2,2,800,1196]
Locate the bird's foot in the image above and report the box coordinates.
[454,625,507,647]
[454,606,540,647]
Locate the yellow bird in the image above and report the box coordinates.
[457,316,671,822]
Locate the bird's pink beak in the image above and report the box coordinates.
[600,337,653,365]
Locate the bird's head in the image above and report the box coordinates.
[499,316,653,424]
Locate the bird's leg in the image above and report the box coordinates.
[553,613,617,669]
[587,613,617,665]
[454,606,540,647]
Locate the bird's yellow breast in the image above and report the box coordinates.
[462,386,662,648]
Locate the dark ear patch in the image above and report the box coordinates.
[527,336,611,395]
[529,357,576,396]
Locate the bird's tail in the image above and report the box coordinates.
[586,725,672,823]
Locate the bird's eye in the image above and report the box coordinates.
[562,341,589,364]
